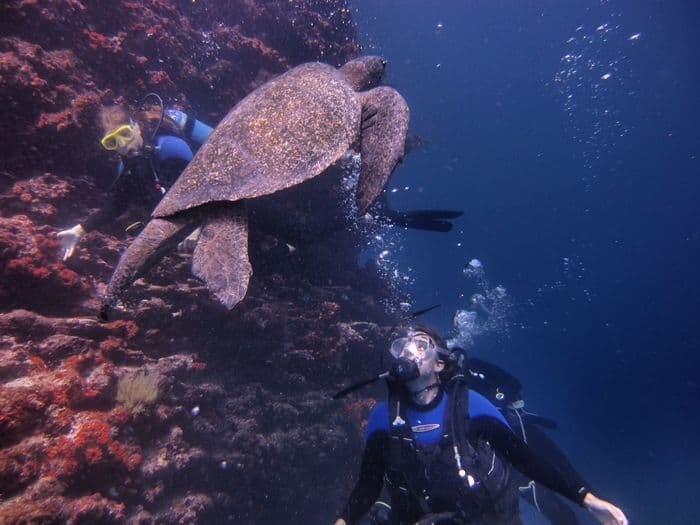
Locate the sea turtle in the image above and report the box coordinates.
[99,56,409,319]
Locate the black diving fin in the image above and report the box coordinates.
[386,209,464,232]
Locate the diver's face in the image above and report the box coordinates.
[116,123,143,157]
[397,332,443,380]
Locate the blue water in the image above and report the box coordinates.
[351,1,700,524]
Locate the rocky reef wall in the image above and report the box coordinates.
[0,1,402,523]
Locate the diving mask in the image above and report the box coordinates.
[389,332,436,359]
[101,123,137,151]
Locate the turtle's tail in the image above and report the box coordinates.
[99,215,198,321]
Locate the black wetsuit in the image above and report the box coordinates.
[338,388,587,525]
[83,134,197,233]
[468,358,589,525]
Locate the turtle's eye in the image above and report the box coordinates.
[381,59,387,68]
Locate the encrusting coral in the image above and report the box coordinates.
[115,370,159,416]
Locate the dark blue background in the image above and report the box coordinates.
[351,1,700,523]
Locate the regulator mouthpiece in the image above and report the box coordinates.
[389,358,419,383]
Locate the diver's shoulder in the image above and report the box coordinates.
[368,400,389,421]
[155,134,188,146]
[467,389,500,416]
[364,400,389,437]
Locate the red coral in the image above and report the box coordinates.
[64,352,93,372]
[58,267,82,287]
[48,406,74,433]
[0,385,50,445]
[148,69,172,86]
[99,336,123,353]
[51,385,70,406]
[107,406,130,426]
[27,354,47,370]
[190,361,207,372]
[108,441,142,471]
[84,446,103,463]
[44,435,79,479]
[106,320,139,339]
[81,387,100,400]
[82,29,107,49]
[36,107,73,131]
[75,418,111,448]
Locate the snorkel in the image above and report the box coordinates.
[332,359,418,400]
[331,310,443,400]
[142,92,165,142]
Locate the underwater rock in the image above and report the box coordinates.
[0,276,395,523]
[0,216,91,314]
[0,1,410,523]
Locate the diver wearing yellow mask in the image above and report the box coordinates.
[99,122,141,153]
[58,100,213,261]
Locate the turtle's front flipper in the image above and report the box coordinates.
[100,215,199,320]
[192,202,251,309]
[356,87,410,214]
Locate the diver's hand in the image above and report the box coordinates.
[57,224,85,261]
[333,520,347,525]
[583,493,628,525]
[165,108,189,131]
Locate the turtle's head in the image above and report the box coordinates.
[340,56,387,91]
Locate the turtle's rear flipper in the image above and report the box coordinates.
[356,87,410,214]
[192,202,251,309]
[100,216,198,321]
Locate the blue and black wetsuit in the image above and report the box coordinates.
[338,388,588,525]
[83,112,213,233]
[468,358,590,525]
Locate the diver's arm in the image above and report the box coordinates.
[82,168,133,232]
[471,415,587,504]
[336,431,386,525]
[164,108,213,144]
[473,416,628,524]
[521,420,590,490]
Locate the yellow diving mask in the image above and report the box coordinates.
[100,123,136,151]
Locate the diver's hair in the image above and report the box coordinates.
[97,103,181,138]
[409,324,467,382]
[98,105,130,133]
[412,324,448,351]
[136,105,181,138]
[439,346,468,383]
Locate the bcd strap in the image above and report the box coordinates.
[444,376,499,520]
[444,376,477,482]
[387,386,432,516]
[141,144,166,194]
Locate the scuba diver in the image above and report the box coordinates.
[466,357,589,525]
[57,96,213,260]
[332,326,628,525]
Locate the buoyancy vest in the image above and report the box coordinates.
[384,380,517,525]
